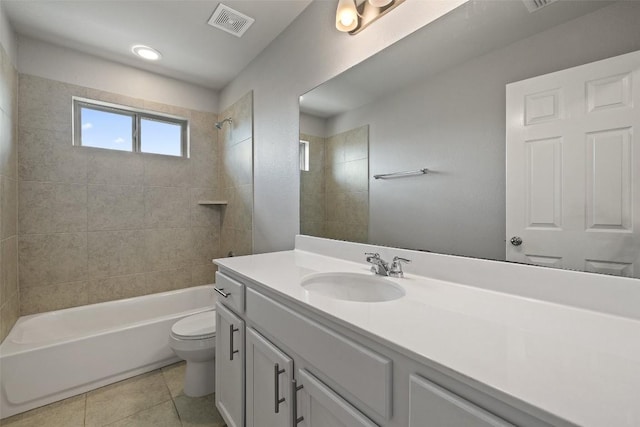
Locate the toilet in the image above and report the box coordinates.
[168,310,216,397]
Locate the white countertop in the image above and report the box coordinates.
[215,238,640,427]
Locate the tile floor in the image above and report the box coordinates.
[0,362,226,427]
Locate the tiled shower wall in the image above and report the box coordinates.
[300,125,369,243]
[17,75,220,315]
[219,92,253,257]
[300,133,326,237]
[0,43,19,341]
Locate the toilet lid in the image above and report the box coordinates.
[171,311,216,340]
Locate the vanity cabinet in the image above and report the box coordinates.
[245,327,294,427]
[215,302,245,427]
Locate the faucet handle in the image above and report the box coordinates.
[365,252,380,263]
[390,256,411,278]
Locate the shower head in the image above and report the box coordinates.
[215,118,233,129]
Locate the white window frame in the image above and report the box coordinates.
[300,139,310,171]
[72,96,190,157]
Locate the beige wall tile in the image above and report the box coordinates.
[18,127,86,184]
[301,221,325,238]
[87,274,147,304]
[190,188,221,228]
[19,233,87,288]
[190,227,219,265]
[1,236,18,302]
[325,192,346,222]
[301,170,324,195]
[88,185,144,231]
[228,91,253,144]
[144,186,190,229]
[144,228,191,271]
[19,181,87,234]
[19,74,85,133]
[85,371,171,427]
[143,154,190,188]
[0,291,19,342]
[344,125,369,162]
[191,264,217,287]
[1,176,17,238]
[87,230,145,279]
[87,149,143,185]
[144,267,191,294]
[84,88,145,109]
[233,138,253,187]
[21,281,88,314]
[345,158,368,192]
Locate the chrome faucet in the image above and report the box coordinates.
[365,253,411,278]
[365,253,391,276]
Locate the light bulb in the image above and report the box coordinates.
[335,0,358,32]
[131,45,162,61]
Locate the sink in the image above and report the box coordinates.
[300,272,405,302]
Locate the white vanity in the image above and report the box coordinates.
[213,235,640,427]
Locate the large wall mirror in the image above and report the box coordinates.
[299,0,640,278]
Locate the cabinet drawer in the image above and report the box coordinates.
[246,287,392,420]
[409,375,515,427]
[215,271,245,314]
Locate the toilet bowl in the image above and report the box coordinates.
[168,310,216,397]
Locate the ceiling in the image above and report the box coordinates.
[3,0,313,90]
[300,0,612,118]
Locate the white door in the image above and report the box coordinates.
[246,327,294,427]
[506,50,640,277]
[215,302,245,427]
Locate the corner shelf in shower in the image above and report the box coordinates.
[198,200,228,206]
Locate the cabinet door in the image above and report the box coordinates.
[215,302,245,427]
[296,369,378,427]
[246,328,294,427]
[409,375,514,427]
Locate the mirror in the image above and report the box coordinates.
[299,0,640,278]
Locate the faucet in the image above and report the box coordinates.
[365,253,411,278]
[365,253,391,276]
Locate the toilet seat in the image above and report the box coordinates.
[171,311,216,340]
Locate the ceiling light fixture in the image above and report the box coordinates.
[336,0,405,35]
[131,45,162,61]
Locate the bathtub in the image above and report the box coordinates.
[0,285,216,419]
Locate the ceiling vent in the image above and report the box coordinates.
[207,3,255,37]
[522,0,559,12]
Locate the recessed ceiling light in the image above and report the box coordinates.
[131,45,162,61]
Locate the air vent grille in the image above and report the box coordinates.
[522,0,559,12]
[207,4,255,37]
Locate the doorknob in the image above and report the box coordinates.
[510,236,523,246]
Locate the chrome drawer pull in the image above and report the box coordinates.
[274,363,286,413]
[214,287,230,298]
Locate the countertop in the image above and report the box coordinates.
[215,239,640,427]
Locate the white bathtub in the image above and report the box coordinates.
[0,285,216,419]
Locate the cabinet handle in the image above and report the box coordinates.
[274,363,286,413]
[229,325,239,361]
[214,287,230,298]
[292,379,304,424]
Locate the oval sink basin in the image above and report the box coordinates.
[300,272,405,302]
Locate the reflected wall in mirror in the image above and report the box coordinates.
[300,123,369,243]
[299,0,640,278]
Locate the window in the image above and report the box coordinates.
[299,140,310,171]
[73,97,188,157]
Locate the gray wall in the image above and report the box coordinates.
[220,0,464,253]
[0,14,19,341]
[322,1,640,261]
[16,75,220,314]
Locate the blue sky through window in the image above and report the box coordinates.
[81,107,133,151]
[140,118,182,156]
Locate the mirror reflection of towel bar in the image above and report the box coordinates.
[373,168,429,179]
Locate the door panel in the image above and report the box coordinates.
[506,50,640,277]
[215,302,245,427]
